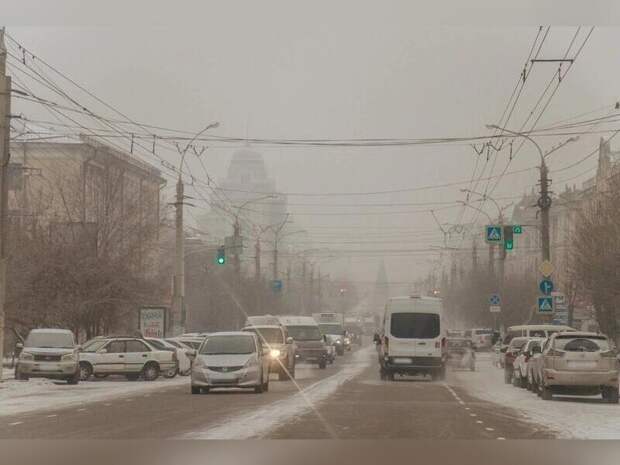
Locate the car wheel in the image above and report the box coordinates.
[504,369,512,384]
[603,386,619,404]
[94,373,109,379]
[318,359,327,369]
[66,371,80,385]
[438,366,446,381]
[263,377,269,392]
[79,362,93,381]
[289,363,296,380]
[541,385,553,401]
[191,385,201,394]
[142,363,160,381]
[520,376,528,389]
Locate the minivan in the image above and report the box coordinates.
[375,295,446,381]
[278,315,329,369]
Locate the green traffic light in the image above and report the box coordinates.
[217,257,225,264]
[216,246,226,265]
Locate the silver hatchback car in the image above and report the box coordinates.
[190,332,270,394]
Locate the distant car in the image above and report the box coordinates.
[470,328,494,350]
[278,316,329,369]
[170,335,207,350]
[190,332,270,394]
[242,324,296,380]
[446,338,475,371]
[144,337,191,377]
[15,329,80,384]
[526,339,547,392]
[535,331,619,403]
[511,338,544,388]
[78,337,177,381]
[503,337,529,384]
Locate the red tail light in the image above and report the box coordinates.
[384,337,389,350]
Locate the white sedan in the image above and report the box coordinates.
[144,337,192,376]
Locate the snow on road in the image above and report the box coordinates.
[182,346,374,439]
[0,375,187,417]
[452,353,620,439]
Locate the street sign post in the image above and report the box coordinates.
[489,294,501,313]
[513,225,523,234]
[551,292,569,325]
[485,225,503,244]
[538,296,554,313]
[490,305,501,313]
[539,279,554,295]
[272,279,283,293]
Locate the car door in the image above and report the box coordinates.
[97,340,126,373]
[124,339,152,374]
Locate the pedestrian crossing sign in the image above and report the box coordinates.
[485,225,503,243]
[538,296,554,313]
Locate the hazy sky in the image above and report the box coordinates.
[6,1,620,289]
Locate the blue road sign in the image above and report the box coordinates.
[538,296,554,313]
[486,225,503,243]
[489,294,501,306]
[272,279,283,292]
[539,279,554,295]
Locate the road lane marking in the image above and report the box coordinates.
[46,414,57,418]
[486,427,495,432]
[476,420,483,424]
[77,408,87,412]
[497,437,506,440]
[8,421,23,426]
[469,413,477,417]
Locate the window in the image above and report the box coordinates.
[106,341,126,353]
[554,336,609,352]
[201,335,256,355]
[287,326,322,341]
[25,332,74,349]
[126,340,150,353]
[243,328,284,344]
[390,313,440,339]
[530,330,546,337]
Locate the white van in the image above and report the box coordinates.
[375,295,446,381]
[502,324,576,345]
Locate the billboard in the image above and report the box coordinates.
[139,306,168,338]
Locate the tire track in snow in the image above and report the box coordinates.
[181,346,373,439]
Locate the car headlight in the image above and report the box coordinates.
[335,340,342,345]
[344,338,351,344]
[61,353,76,361]
[270,349,281,359]
[20,352,34,360]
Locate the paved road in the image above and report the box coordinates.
[0,345,556,439]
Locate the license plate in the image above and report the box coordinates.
[567,361,597,369]
[393,358,412,364]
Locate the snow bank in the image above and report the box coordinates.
[452,353,620,439]
[0,374,187,417]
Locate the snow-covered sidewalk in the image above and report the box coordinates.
[452,353,620,439]
[0,374,187,418]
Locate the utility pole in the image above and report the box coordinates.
[0,29,11,379]
[233,219,241,277]
[254,236,261,281]
[172,176,185,335]
[317,268,322,312]
[539,162,551,262]
[172,121,218,334]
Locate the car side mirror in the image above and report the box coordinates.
[286,337,294,345]
[187,349,197,360]
[323,335,327,343]
[15,342,23,350]
[532,346,541,354]
[98,347,108,354]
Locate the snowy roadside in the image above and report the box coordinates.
[451,353,620,439]
[182,346,374,439]
[0,374,187,418]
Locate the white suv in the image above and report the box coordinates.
[78,337,177,381]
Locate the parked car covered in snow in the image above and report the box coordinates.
[144,337,191,377]
[15,329,80,384]
[503,337,528,384]
[534,331,619,403]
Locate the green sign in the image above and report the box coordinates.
[513,225,523,234]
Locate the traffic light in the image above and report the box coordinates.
[503,225,514,251]
[216,246,226,265]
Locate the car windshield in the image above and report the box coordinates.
[200,335,256,355]
[146,339,172,350]
[448,339,470,348]
[287,326,322,341]
[555,336,610,352]
[509,339,528,349]
[474,329,493,335]
[390,313,439,339]
[24,332,74,348]
[244,327,284,344]
[319,324,344,335]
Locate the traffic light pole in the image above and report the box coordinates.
[539,162,551,262]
